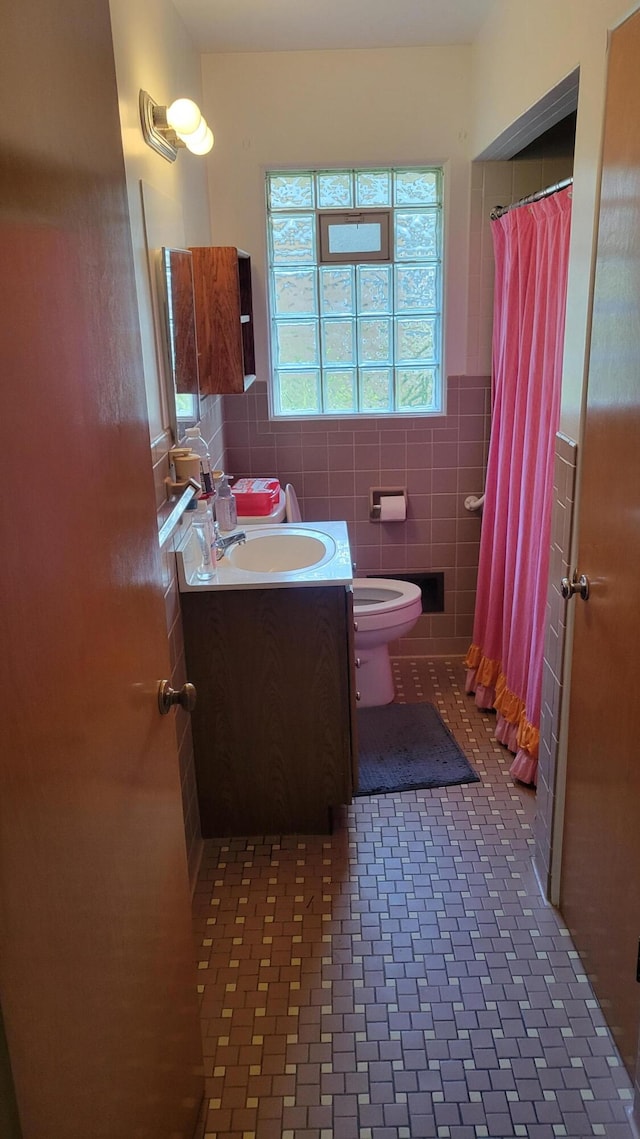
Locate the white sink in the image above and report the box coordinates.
[226,529,335,573]
[175,520,352,592]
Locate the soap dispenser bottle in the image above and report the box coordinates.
[215,475,237,532]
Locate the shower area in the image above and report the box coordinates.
[464,110,576,794]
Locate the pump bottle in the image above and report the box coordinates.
[214,475,237,532]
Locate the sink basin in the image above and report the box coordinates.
[176,520,353,592]
[226,530,335,573]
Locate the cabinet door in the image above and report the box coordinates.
[182,585,353,835]
[190,246,256,394]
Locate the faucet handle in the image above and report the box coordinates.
[215,530,247,557]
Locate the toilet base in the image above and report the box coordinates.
[356,644,396,707]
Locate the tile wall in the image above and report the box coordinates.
[153,395,226,891]
[534,433,578,898]
[224,377,490,657]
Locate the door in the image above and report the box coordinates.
[560,9,640,1075]
[0,2,203,1135]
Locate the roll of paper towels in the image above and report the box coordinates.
[379,495,406,522]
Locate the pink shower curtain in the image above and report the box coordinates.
[465,186,572,786]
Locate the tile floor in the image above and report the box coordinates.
[193,658,635,1139]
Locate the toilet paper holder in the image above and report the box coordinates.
[369,486,408,522]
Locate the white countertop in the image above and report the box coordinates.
[176,520,353,592]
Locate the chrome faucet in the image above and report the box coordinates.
[215,528,247,559]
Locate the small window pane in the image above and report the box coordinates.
[360,368,393,412]
[270,214,316,264]
[277,370,321,414]
[319,211,390,264]
[358,318,392,365]
[269,174,314,209]
[325,369,357,412]
[395,265,437,312]
[395,210,439,260]
[317,171,353,208]
[320,267,355,315]
[322,319,355,366]
[356,171,391,207]
[275,320,319,367]
[396,317,437,364]
[394,169,439,205]
[397,367,437,411]
[273,269,318,316]
[357,265,392,314]
[329,222,381,254]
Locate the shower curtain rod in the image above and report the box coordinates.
[490,176,573,220]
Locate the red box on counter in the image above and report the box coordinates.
[231,477,281,516]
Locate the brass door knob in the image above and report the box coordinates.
[157,680,197,715]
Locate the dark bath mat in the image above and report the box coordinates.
[355,701,480,797]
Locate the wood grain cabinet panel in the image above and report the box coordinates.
[189,246,256,394]
[181,586,356,836]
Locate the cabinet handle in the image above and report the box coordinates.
[353,620,358,632]
[356,690,361,702]
[355,657,361,668]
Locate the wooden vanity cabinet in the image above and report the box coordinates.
[181,584,357,836]
[189,246,256,394]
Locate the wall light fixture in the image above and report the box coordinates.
[139,90,214,163]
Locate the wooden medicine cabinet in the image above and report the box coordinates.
[189,246,256,394]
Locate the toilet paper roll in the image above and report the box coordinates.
[379,495,406,522]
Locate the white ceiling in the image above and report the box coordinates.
[172,0,496,54]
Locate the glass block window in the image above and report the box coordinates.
[266,167,443,417]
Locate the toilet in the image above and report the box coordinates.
[238,482,422,707]
[348,578,423,706]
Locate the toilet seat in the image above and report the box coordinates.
[353,578,422,631]
[285,483,302,523]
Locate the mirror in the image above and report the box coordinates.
[157,246,201,441]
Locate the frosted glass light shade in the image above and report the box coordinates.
[178,117,209,147]
[185,126,214,155]
[166,98,202,135]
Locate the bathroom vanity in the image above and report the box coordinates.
[177,522,358,835]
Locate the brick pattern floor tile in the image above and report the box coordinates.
[192,657,635,1139]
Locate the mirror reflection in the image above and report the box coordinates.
[158,246,201,438]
